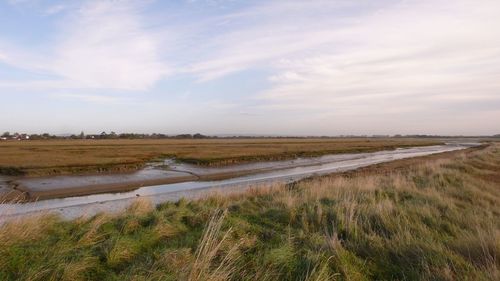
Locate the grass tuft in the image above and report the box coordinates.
[187,209,241,281]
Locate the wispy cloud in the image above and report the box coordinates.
[1,0,169,91]
[50,93,136,104]
[52,1,169,90]
[43,4,68,15]
[1,0,499,135]
[234,0,500,118]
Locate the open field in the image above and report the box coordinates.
[0,138,441,176]
[0,143,498,280]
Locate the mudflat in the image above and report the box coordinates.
[0,138,441,177]
[4,143,475,203]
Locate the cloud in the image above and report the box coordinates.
[1,0,169,91]
[182,1,499,87]
[183,0,378,80]
[1,0,500,135]
[51,1,169,90]
[44,4,67,15]
[7,0,31,5]
[50,93,137,104]
[240,0,500,117]
[179,0,500,134]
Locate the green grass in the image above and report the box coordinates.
[0,144,498,280]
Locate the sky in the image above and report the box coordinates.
[0,0,499,136]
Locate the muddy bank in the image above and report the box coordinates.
[0,177,25,202]
[10,161,324,202]
[4,143,481,203]
[3,143,471,202]
[0,138,443,177]
[0,143,481,221]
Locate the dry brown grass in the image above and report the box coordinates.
[76,214,113,247]
[61,256,99,281]
[187,209,241,281]
[0,213,59,247]
[1,144,497,281]
[0,138,440,176]
[126,197,155,217]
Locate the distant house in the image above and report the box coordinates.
[0,137,7,141]
[10,134,30,140]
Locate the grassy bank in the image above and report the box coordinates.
[0,144,498,280]
[0,138,440,176]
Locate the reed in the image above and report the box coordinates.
[0,138,440,176]
[0,143,498,280]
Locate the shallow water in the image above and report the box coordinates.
[0,176,13,198]
[18,168,195,191]
[0,143,477,221]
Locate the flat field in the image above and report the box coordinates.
[0,143,497,280]
[0,138,440,176]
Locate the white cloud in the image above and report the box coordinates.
[44,4,67,15]
[7,0,30,5]
[51,1,169,90]
[180,0,500,134]
[1,0,169,91]
[51,93,136,104]
[1,0,500,135]
[184,0,375,80]
[238,0,500,119]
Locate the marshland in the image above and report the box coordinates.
[0,141,498,280]
[2,0,500,280]
[0,138,440,176]
[0,137,444,202]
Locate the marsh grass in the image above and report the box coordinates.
[187,209,241,281]
[0,144,498,280]
[0,138,439,176]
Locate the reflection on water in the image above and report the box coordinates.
[0,143,477,220]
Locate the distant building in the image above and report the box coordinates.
[10,133,30,140]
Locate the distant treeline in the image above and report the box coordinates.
[0,131,215,140]
[1,131,499,141]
